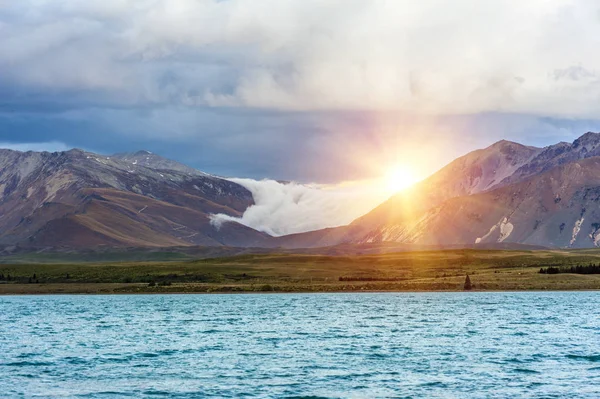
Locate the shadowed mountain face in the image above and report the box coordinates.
[275,132,600,249]
[0,149,269,248]
[500,132,600,186]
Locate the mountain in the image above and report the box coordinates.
[4,132,600,251]
[111,150,210,177]
[275,132,600,249]
[356,157,600,248]
[499,132,600,186]
[0,149,269,248]
[348,140,541,232]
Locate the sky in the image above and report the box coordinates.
[2,0,600,234]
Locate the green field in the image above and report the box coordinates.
[2,249,600,294]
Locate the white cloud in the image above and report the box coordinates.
[0,141,71,153]
[3,0,600,117]
[210,178,389,236]
[198,0,600,117]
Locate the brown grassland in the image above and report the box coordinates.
[2,249,600,294]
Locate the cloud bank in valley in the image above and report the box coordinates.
[210,178,388,236]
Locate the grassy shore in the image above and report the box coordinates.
[2,249,600,294]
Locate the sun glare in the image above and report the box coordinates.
[384,164,418,194]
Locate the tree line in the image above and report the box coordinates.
[539,264,600,274]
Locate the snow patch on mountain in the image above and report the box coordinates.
[498,218,514,242]
[475,217,513,244]
[588,225,600,247]
[571,217,585,247]
[476,224,498,244]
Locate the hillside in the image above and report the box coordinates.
[4,132,600,251]
[275,132,600,249]
[0,149,269,248]
[356,157,600,248]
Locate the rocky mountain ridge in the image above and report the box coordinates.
[274,132,600,249]
[4,132,600,250]
[0,148,269,248]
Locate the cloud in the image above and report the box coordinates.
[1,0,600,186]
[2,0,600,117]
[0,141,71,153]
[210,178,389,236]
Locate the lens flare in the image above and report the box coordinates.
[384,164,418,194]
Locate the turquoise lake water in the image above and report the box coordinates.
[1,292,599,398]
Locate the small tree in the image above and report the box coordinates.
[464,274,472,291]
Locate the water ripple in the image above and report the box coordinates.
[0,292,599,398]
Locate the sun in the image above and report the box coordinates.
[384,164,419,194]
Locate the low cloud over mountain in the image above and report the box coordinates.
[210,178,387,236]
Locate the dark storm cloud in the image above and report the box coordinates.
[1,0,600,182]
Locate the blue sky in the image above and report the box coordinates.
[2,0,600,183]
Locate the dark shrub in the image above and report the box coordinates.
[464,275,472,291]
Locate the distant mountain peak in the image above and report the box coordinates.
[64,148,90,158]
[489,139,517,147]
[572,132,600,148]
[576,131,599,139]
[113,150,153,157]
[487,139,539,153]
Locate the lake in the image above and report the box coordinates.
[1,292,599,398]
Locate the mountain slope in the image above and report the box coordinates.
[0,149,269,248]
[348,140,541,233]
[111,150,212,177]
[371,156,600,248]
[275,132,600,249]
[5,131,600,251]
[500,132,600,185]
[273,139,542,248]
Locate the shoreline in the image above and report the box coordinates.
[2,282,600,296]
